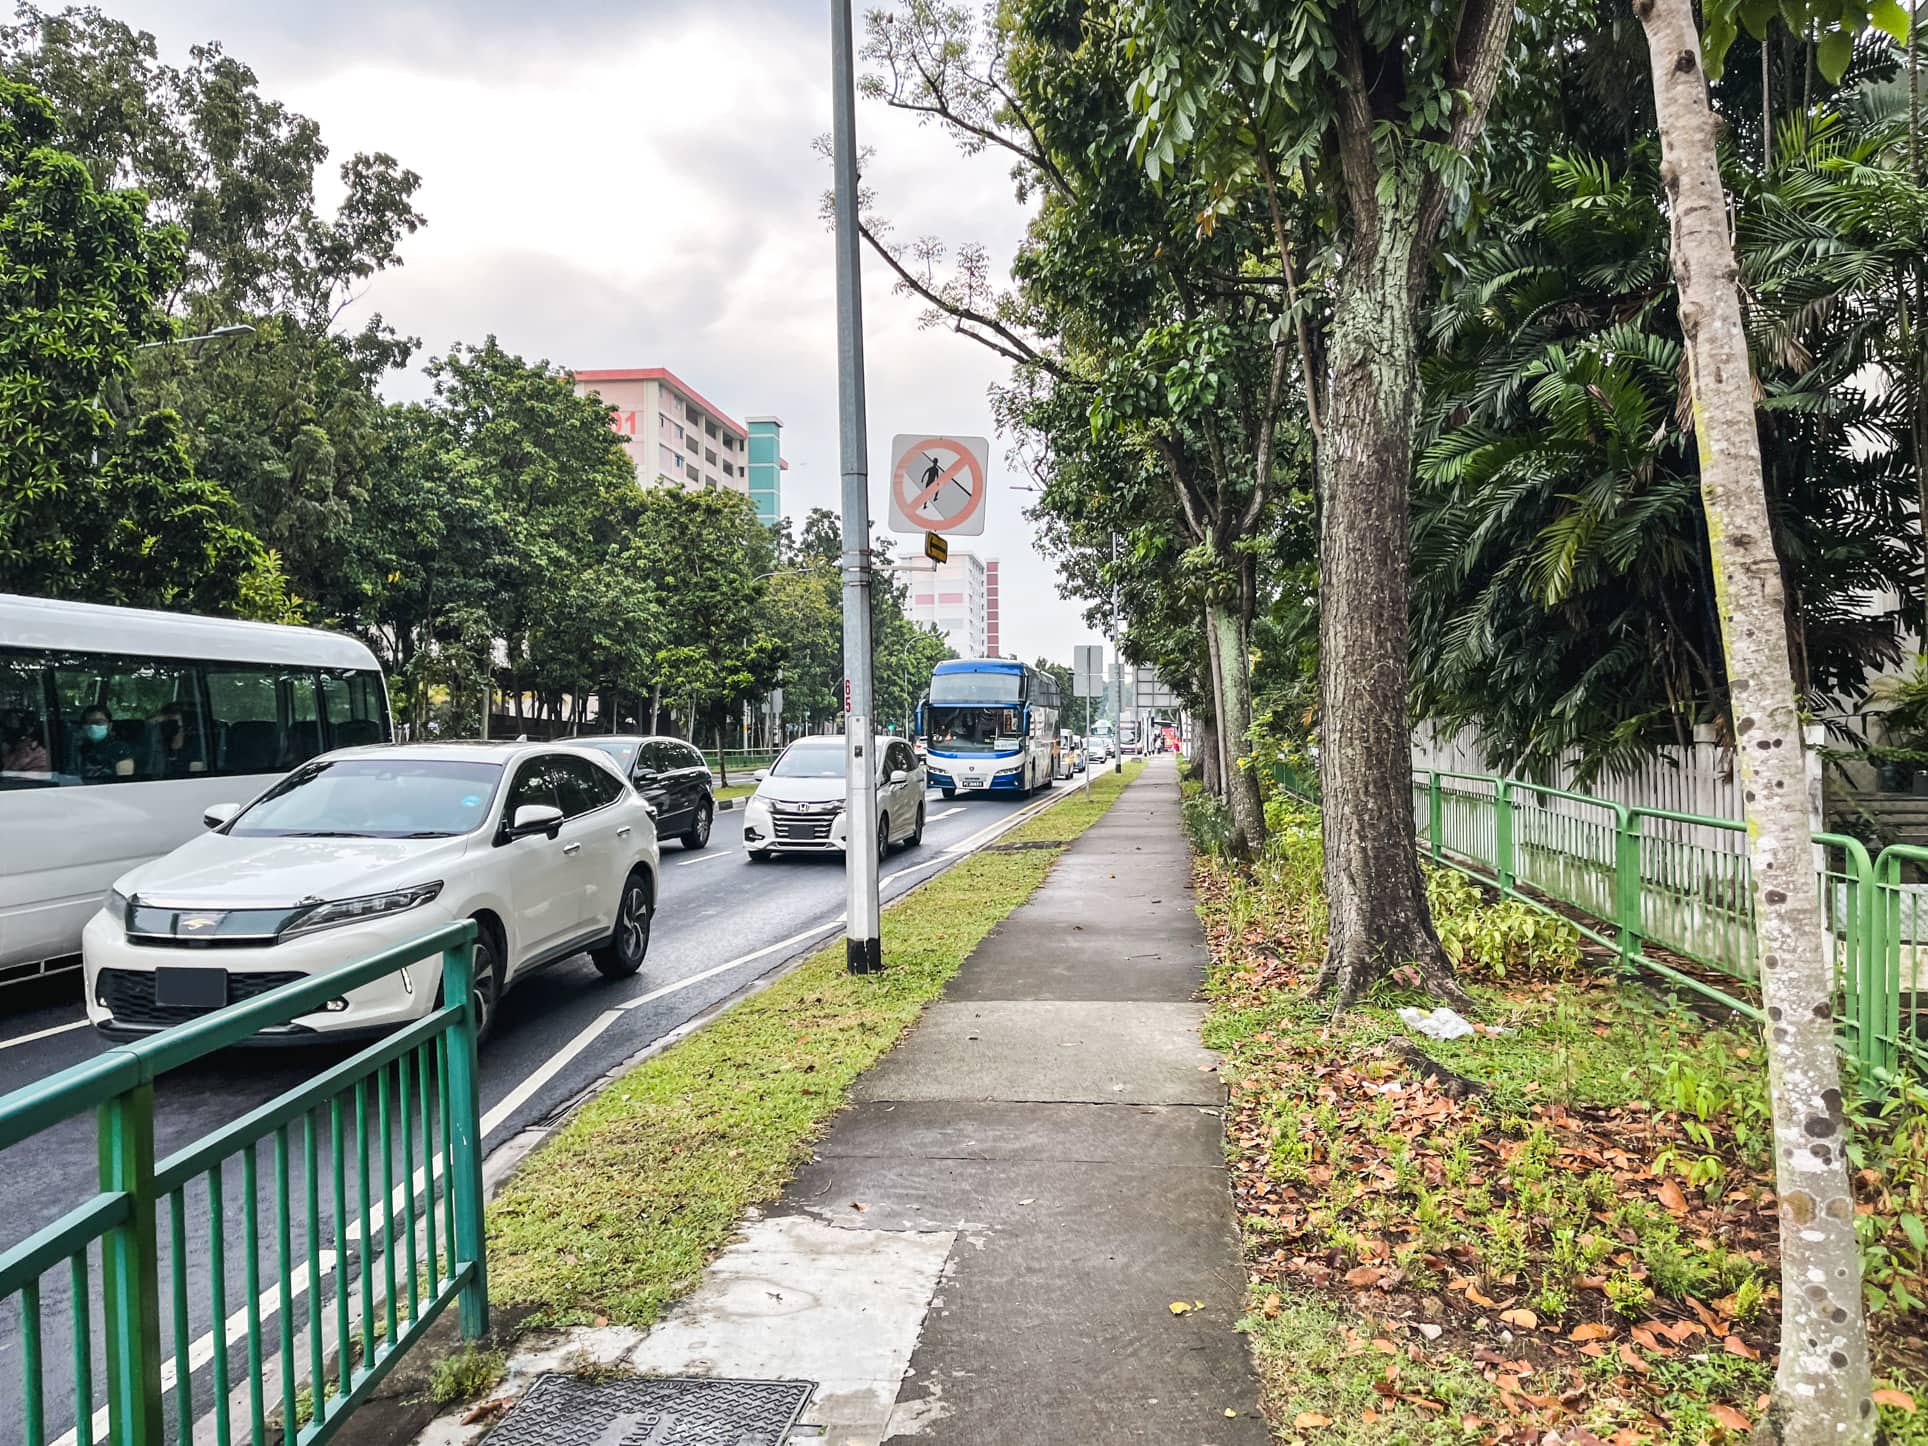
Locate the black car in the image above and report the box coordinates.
[567,735,715,849]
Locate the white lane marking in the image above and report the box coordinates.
[928,807,965,822]
[614,920,844,1014]
[0,1017,87,1052]
[673,850,735,867]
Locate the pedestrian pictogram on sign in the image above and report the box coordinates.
[887,434,989,536]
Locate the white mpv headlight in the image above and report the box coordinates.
[282,882,444,939]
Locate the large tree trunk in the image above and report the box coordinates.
[1315,194,1464,1009]
[1636,0,1873,1437]
[1206,597,1265,854]
[1194,707,1222,798]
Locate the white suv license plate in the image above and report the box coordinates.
[961,776,987,789]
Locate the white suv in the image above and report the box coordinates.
[81,742,660,1044]
[743,736,926,862]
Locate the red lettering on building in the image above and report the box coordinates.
[611,410,638,436]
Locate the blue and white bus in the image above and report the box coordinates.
[920,658,1062,798]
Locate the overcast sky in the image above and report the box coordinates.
[93,0,1107,666]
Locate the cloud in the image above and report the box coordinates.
[92,0,1111,666]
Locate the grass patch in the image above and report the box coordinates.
[483,761,1145,1328]
[1000,759,1147,845]
[1195,797,1928,1441]
[714,781,758,802]
[427,1345,506,1407]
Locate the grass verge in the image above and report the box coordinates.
[714,781,758,802]
[1186,786,1927,1443]
[483,760,1147,1328]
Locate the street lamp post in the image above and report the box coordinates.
[830,0,883,974]
[94,324,256,467]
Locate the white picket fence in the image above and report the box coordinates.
[1410,725,1747,857]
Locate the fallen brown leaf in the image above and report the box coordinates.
[1874,1388,1917,1414]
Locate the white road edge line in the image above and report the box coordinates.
[672,851,735,867]
[0,1018,88,1053]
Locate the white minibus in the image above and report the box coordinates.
[0,594,391,987]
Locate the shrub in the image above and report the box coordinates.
[1425,867,1583,983]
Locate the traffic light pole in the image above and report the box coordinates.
[830,0,882,973]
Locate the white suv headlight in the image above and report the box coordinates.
[282,882,444,939]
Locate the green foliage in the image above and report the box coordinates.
[1424,867,1583,983]
[1415,96,1925,776]
[426,1347,506,1408]
[0,75,285,613]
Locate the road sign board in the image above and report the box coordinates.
[924,532,948,564]
[1073,645,1103,698]
[888,434,988,536]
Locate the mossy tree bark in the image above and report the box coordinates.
[1635,0,1873,1436]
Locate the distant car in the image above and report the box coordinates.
[1086,737,1112,764]
[566,735,715,850]
[1071,736,1087,773]
[1055,729,1078,780]
[81,742,660,1044]
[744,735,927,863]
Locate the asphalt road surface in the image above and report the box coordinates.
[0,781,1064,1445]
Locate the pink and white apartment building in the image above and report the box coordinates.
[570,367,784,525]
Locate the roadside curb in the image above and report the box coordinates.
[479,776,1092,1195]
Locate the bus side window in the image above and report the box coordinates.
[283,670,324,769]
[0,650,56,788]
[321,669,390,748]
[205,666,283,776]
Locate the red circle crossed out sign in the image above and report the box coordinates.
[892,438,986,534]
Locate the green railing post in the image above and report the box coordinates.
[1428,772,1443,862]
[97,1075,163,1446]
[1871,848,1903,1079]
[1494,779,1515,891]
[439,934,490,1340]
[1616,810,1644,969]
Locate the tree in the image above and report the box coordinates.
[1126,0,1517,1007]
[1,6,426,607]
[857,0,1297,856]
[1414,129,1917,777]
[1630,0,1907,1434]
[0,76,287,615]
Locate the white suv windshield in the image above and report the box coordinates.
[231,759,504,839]
[772,744,846,779]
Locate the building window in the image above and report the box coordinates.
[686,403,700,423]
[723,461,735,477]
[659,445,679,471]
[658,412,671,431]
[705,448,717,465]
[706,420,719,439]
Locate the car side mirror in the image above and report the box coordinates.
[634,769,659,784]
[889,769,909,784]
[202,802,240,830]
[753,769,769,781]
[509,803,564,838]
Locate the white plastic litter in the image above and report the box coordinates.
[1397,1005,1478,1041]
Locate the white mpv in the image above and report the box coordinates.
[82,742,660,1043]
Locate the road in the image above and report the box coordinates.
[0,782,1060,1445]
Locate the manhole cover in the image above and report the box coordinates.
[486,1375,814,1446]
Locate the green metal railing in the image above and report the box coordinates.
[1386,768,1924,1082]
[0,920,488,1446]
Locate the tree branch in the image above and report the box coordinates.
[857,220,1076,383]
[1251,135,1325,445]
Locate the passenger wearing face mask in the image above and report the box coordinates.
[148,702,206,778]
[73,705,135,781]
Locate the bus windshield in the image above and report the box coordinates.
[926,705,1023,754]
[929,673,1022,706]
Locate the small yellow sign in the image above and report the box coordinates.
[924,532,948,564]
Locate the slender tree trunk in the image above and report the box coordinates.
[1195,708,1222,799]
[1315,192,1464,1009]
[648,681,662,736]
[1207,597,1265,854]
[1201,604,1230,799]
[1636,0,1873,1436]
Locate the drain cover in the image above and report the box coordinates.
[485,1375,815,1446]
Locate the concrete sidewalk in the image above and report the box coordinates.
[439,759,1266,1445]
